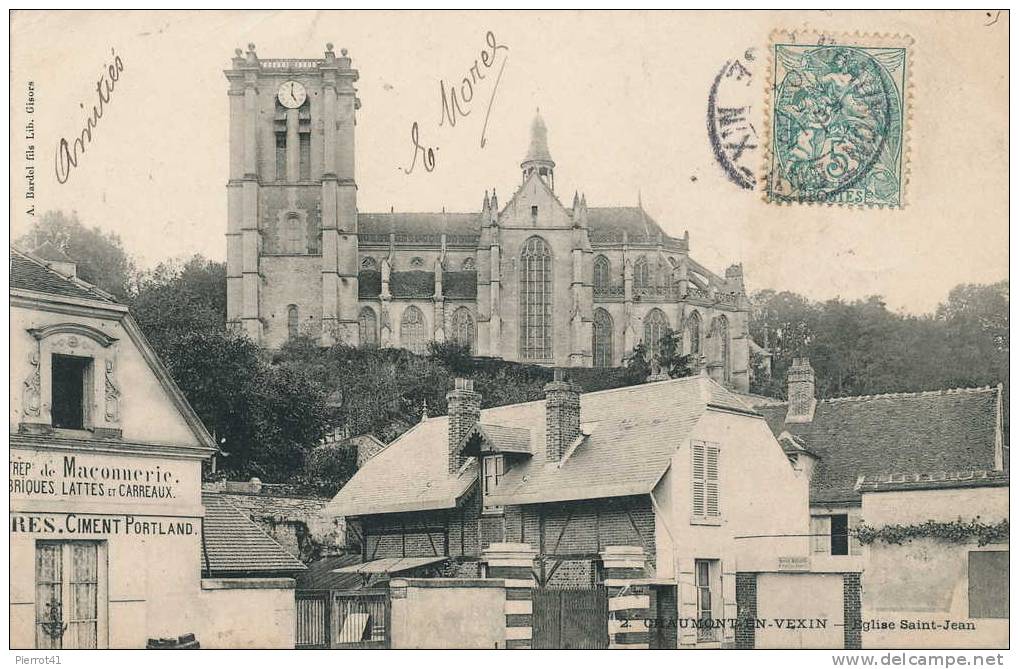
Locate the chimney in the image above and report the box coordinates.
[544,369,581,462]
[447,378,481,473]
[32,241,77,278]
[785,358,816,423]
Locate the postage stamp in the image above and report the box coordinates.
[764,31,912,207]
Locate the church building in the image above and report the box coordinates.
[225,44,752,390]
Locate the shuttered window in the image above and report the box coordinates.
[969,551,1008,618]
[691,441,720,520]
[811,516,830,554]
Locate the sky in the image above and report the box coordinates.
[9,10,1009,314]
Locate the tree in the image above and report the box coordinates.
[304,443,359,496]
[130,255,226,354]
[16,211,135,300]
[131,261,326,482]
[162,330,328,481]
[749,282,1009,399]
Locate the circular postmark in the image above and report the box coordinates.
[770,45,899,204]
[707,49,759,190]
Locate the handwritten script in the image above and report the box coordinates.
[404,31,509,174]
[55,48,124,184]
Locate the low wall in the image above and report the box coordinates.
[389,578,506,649]
[195,578,296,649]
[862,540,1008,649]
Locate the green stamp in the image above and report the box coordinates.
[765,32,910,207]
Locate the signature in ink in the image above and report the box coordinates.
[403,30,509,174]
[55,48,124,184]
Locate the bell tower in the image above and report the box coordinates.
[225,43,361,347]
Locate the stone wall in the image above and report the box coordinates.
[203,481,341,561]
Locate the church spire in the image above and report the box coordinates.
[521,109,556,192]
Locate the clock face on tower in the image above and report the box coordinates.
[277,80,307,109]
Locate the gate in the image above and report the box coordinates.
[295,590,330,649]
[331,589,390,649]
[532,587,609,649]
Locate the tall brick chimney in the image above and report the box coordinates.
[544,369,581,462]
[447,378,481,473]
[785,358,816,423]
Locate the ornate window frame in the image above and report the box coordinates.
[22,323,121,438]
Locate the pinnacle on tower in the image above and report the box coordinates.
[521,109,556,191]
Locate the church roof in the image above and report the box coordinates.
[752,386,1003,505]
[356,206,676,246]
[358,212,478,237]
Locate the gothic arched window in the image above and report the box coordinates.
[520,236,553,360]
[450,307,476,352]
[712,315,731,382]
[400,305,428,354]
[592,308,614,368]
[361,256,378,271]
[286,304,299,340]
[593,255,611,290]
[461,257,476,271]
[284,215,304,254]
[686,311,702,356]
[634,256,651,292]
[358,307,378,348]
[643,308,669,354]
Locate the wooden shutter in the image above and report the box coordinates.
[968,551,1008,619]
[691,442,706,516]
[705,444,720,517]
[810,516,830,554]
[849,514,863,556]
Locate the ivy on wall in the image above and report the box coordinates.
[856,518,1009,547]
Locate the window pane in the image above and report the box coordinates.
[643,310,669,355]
[52,355,89,429]
[451,308,475,352]
[592,309,613,367]
[686,313,701,355]
[287,305,299,340]
[299,132,311,180]
[400,306,427,354]
[519,238,552,360]
[275,132,286,181]
[35,543,63,650]
[830,514,849,556]
[358,308,378,348]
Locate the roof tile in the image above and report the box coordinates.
[753,387,1002,504]
[201,493,307,575]
[10,249,116,303]
[329,376,754,515]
